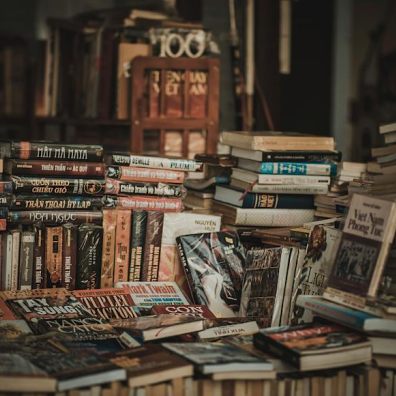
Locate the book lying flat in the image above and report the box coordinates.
[162,342,273,374]
[253,323,372,371]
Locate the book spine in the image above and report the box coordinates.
[0,219,6,231]
[11,142,104,161]
[11,176,105,196]
[0,181,13,193]
[76,224,103,289]
[0,208,8,218]
[103,195,183,212]
[129,210,147,281]
[33,223,46,289]
[113,209,132,284]
[11,195,103,210]
[248,184,328,195]
[0,233,2,289]
[106,166,185,184]
[62,223,77,290]
[5,159,105,177]
[7,210,103,225]
[0,194,12,207]
[243,193,314,209]
[100,209,117,288]
[141,212,164,281]
[105,178,184,197]
[109,154,202,171]
[45,226,63,288]
[259,162,336,176]
[257,175,331,185]
[10,230,21,291]
[4,233,13,290]
[18,231,35,290]
[261,152,342,162]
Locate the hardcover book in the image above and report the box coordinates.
[116,281,189,309]
[324,194,396,309]
[18,231,35,290]
[105,179,184,197]
[7,210,103,225]
[162,342,273,375]
[73,288,139,320]
[253,323,372,371]
[291,225,342,324]
[11,196,103,210]
[45,226,63,288]
[103,195,183,212]
[129,210,148,281]
[61,224,77,290]
[158,213,221,287]
[106,166,185,184]
[176,231,245,317]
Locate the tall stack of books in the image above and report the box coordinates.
[213,131,338,227]
[100,153,203,287]
[1,141,105,291]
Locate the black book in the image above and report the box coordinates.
[129,210,148,281]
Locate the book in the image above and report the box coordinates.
[2,233,13,291]
[0,181,13,193]
[113,209,132,284]
[229,178,329,195]
[231,147,341,162]
[0,297,17,320]
[220,131,335,151]
[379,121,396,134]
[324,194,396,309]
[158,212,221,285]
[73,288,139,320]
[196,319,260,341]
[129,210,148,281]
[107,154,202,172]
[106,166,185,184]
[103,195,183,212]
[18,231,35,290]
[116,281,189,309]
[291,225,342,324]
[212,201,315,227]
[61,223,77,290]
[141,211,164,281]
[162,342,273,375]
[176,231,245,317]
[7,210,102,225]
[214,185,314,209]
[11,176,105,196]
[100,209,117,288]
[10,229,20,291]
[105,179,184,197]
[76,224,103,290]
[5,159,105,177]
[297,296,396,335]
[237,158,337,176]
[3,142,104,161]
[368,336,396,355]
[151,304,216,319]
[384,132,396,145]
[111,314,205,342]
[0,319,32,340]
[253,323,372,371]
[45,226,63,288]
[10,196,103,210]
[109,345,193,388]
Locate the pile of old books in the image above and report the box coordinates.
[213,131,339,227]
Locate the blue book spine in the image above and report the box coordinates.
[259,162,337,176]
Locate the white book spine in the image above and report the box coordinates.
[235,209,315,227]
[11,231,21,291]
[251,184,329,194]
[125,155,201,171]
[257,175,330,185]
[4,233,13,290]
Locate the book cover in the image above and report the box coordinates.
[73,288,139,320]
[45,226,63,288]
[129,210,147,282]
[324,194,396,309]
[0,298,17,320]
[239,247,283,327]
[106,166,185,184]
[116,281,189,309]
[11,176,105,196]
[105,179,184,197]
[61,223,77,290]
[141,211,164,281]
[100,209,117,288]
[7,210,103,225]
[291,225,342,324]
[11,196,103,210]
[9,142,104,162]
[18,231,35,290]
[103,195,183,212]
[0,319,32,340]
[176,231,246,317]
[76,224,103,290]
[5,159,105,178]
[32,223,46,289]
[113,209,132,284]
[151,304,216,319]
[107,154,202,172]
[158,213,221,287]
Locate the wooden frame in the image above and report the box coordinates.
[130,56,220,157]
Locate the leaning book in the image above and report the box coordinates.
[323,194,396,309]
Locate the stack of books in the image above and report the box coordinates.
[213,131,339,227]
[1,141,105,291]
